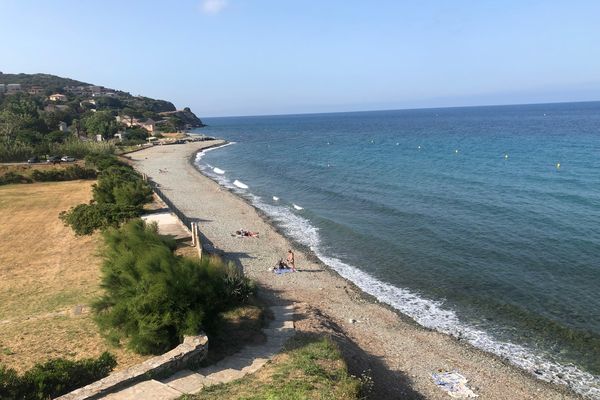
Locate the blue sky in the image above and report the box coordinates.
[1,0,600,116]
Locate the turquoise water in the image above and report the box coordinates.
[194,102,600,397]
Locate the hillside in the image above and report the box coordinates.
[0,72,206,159]
[0,72,89,88]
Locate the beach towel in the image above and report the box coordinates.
[273,268,294,275]
[432,371,478,398]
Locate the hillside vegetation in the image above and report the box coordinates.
[0,72,204,161]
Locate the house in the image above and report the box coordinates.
[115,116,155,132]
[92,91,117,98]
[58,122,68,132]
[49,93,68,102]
[6,84,22,94]
[27,85,45,95]
[138,119,156,132]
[79,99,96,108]
[64,86,86,95]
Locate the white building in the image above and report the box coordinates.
[49,93,68,102]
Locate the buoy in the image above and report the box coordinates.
[273,196,279,201]
[556,163,561,169]
[455,149,459,154]
[504,154,509,159]
[418,145,421,149]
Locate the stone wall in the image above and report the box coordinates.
[56,335,208,400]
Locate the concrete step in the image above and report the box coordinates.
[100,380,182,400]
[161,369,211,394]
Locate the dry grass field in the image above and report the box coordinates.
[0,181,148,372]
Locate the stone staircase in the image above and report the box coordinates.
[100,305,295,399]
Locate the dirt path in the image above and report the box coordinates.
[128,142,581,400]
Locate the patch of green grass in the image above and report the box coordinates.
[186,335,363,400]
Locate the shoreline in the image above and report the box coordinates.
[128,140,586,399]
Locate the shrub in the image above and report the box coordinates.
[0,352,116,400]
[0,171,31,185]
[93,166,152,207]
[84,153,121,172]
[60,158,151,235]
[31,165,97,182]
[59,203,141,236]
[0,139,114,162]
[93,220,254,354]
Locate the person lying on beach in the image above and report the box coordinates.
[232,229,260,238]
[272,258,294,273]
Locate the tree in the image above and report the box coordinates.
[82,111,119,139]
[93,220,253,354]
[0,94,41,141]
[95,97,122,110]
[125,127,148,141]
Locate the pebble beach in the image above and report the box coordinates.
[127,140,581,400]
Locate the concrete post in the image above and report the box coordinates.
[190,222,196,246]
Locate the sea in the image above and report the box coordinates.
[192,101,600,398]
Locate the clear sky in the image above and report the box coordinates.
[1,0,600,116]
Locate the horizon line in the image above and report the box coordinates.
[202,99,600,119]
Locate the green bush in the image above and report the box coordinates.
[0,352,116,400]
[59,203,142,236]
[93,166,152,207]
[84,153,121,171]
[0,139,114,162]
[31,165,97,182]
[60,158,152,235]
[93,220,253,355]
[0,171,32,185]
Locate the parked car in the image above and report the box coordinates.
[27,156,39,163]
[61,156,76,162]
[46,156,61,164]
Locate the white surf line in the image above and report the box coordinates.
[233,180,249,189]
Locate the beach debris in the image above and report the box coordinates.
[432,371,478,398]
[213,167,225,174]
[349,318,357,324]
[292,204,303,210]
[273,196,279,201]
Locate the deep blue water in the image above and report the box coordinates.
[193,102,600,397]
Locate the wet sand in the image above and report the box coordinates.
[128,140,580,399]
